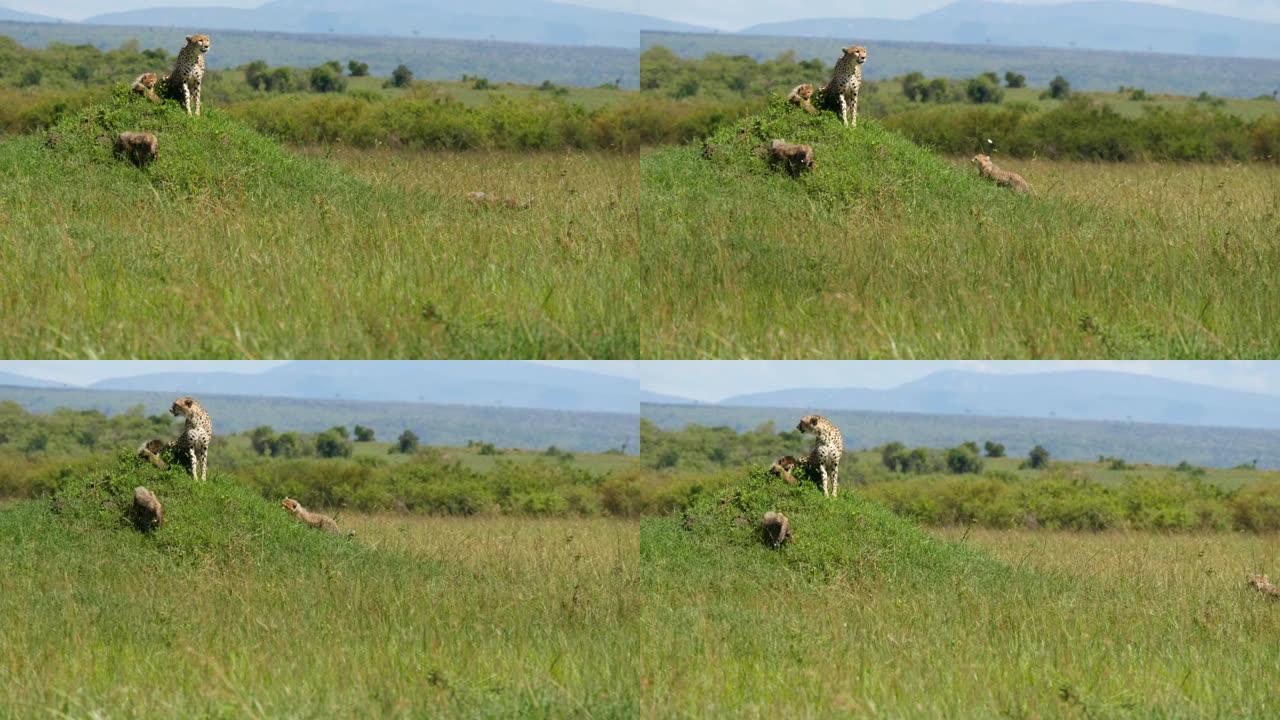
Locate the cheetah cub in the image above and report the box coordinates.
[822,45,868,128]
[762,511,791,549]
[115,132,159,168]
[787,83,818,115]
[797,415,844,498]
[281,498,342,534]
[166,33,211,116]
[170,396,212,482]
[131,72,162,104]
[972,154,1032,195]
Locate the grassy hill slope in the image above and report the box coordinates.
[0,451,636,716]
[0,87,636,358]
[640,97,1279,358]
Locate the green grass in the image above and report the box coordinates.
[640,469,1280,717]
[640,97,1280,358]
[0,88,637,358]
[0,451,638,717]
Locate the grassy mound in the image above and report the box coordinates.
[681,95,1012,210]
[43,447,361,566]
[35,84,365,199]
[643,466,1009,585]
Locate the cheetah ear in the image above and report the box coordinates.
[186,35,194,42]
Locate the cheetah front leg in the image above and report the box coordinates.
[849,91,859,129]
[199,448,208,481]
[181,83,192,115]
[819,464,830,497]
[194,85,202,117]
[187,447,198,481]
[838,94,850,127]
[831,462,840,498]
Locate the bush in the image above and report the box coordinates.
[1025,445,1051,470]
[984,441,1006,458]
[396,430,420,454]
[1005,72,1026,89]
[389,64,413,88]
[348,60,370,77]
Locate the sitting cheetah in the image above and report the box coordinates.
[165,34,211,116]
[797,415,844,498]
[170,396,212,482]
[281,498,342,534]
[762,511,791,549]
[131,72,162,104]
[114,132,159,168]
[766,139,816,178]
[972,154,1032,194]
[769,455,802,486]
[822,45,868,128]
[136,438,170,470]
[787,83,817,115]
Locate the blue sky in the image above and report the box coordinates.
[640,361,1280,403]
[15,0,1280,26]
[0,361,637,385]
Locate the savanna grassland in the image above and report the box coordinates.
[0,453,639,718]
[0,92,637,359]
[639,468,1280,718]
[640,100,1280,358]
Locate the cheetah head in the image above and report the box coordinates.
[796,415,824,434]
[843,45,868,64]
[185,34,212,53]
[795,84,813,99]
[170,396,198,417]
[139,72,158,88]
[281,497,301,513]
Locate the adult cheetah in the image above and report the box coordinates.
[822,45,868,128]
[797,415,844,498]
[166,34,211,116]
[170,396,212,481]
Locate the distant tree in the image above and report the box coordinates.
[907,448,931,473]
[1004,71,1026,88]
[265,67,296,92]
[979,71,1000,85]
[901,71,926,101]
[1129,88,1148,101]
[983,441,1006,458]
[961,441,981,455]
[1046,75,1071,99]
[329,425,350,440]
[472,76,493,90]
[17,68,41,87]
[353,425,375,442]
[23,432,48,453]
[244,60,269,90]
[538,80,556,91]
[1026,445,1051,470]
[250,425,276,455]
[347,60,370,77]
[390,64,414,88]
[308,64,348,93]
[141,47,169,62]
[315,430,352,458]
[923,77,951,103]
[946,447,984,474]
[271,432,302,458]
[881,441,908,472]
[965,75,1004,104]
[396,429,420,454]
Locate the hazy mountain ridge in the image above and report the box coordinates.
[0,386,638,453]
[642,403,1280,469]
[82,0,708,48]
[0,6,57,23]
[741,0,1280,60]
[716,371,1280,431]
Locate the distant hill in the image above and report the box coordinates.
[742,1,1280,61]
[643,30,1280,98]
[718,371,1280,431]
[0,371,69,389]
[0,21,640,87]
[0,6,57,22]
[0,20,640,87]
[84,0,708,48]
[0,386,638,453]
[642,404,1280,469]
[638,390,699,406]
[77,361,639,415]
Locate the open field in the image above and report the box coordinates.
[639,470,1280,718]
[0,93,638,359]
[0,467,639,717]
[640,101,1280,359]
